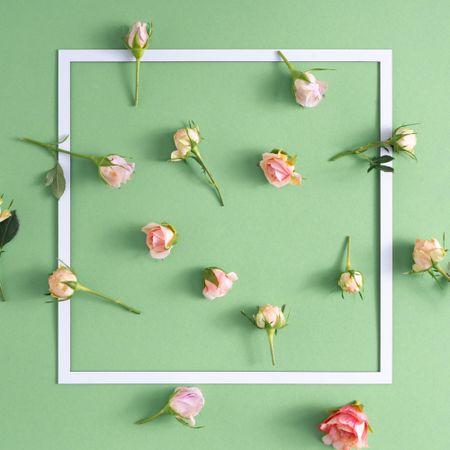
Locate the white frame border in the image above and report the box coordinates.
[58,49,392,384]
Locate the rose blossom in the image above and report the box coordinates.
[126,21,150,49]
[394,127,416,153]
[202,268,238,300]
[168,387,205,426]
[412,238,445,272]
[98,155,135,188]
[48,266,78,299]
[319,402,370,450]
[255,304,286,329]
[171,128,201,161]
[259,150,301,188]
[142,222,177,260]
[294,72,327,108]
[338,271,363,294]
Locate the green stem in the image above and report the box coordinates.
[267,328,276,366]
[346,236,351,271]
[192,149,224,206]
[329,141,386,162]
[435,265,450,282]
[76,284,141,314]
[20,138,95,162]
[134,58,141,106]
[277,50,294,72]
[136,406,168,425]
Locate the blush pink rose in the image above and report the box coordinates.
[126,21,150,49]
[142,222,176,260]
[412,238,445,272]
[99,155,135,188]
[259,151,301,188]
[338,271,363,294]
[294,72,327,108]
[319,403,370,450]
[168,387,205,427]
[255,304,286,329]
[202,268,238,300]
[171,128,201,160]
[48,266,78,299]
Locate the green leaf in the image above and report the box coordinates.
[0,210,19,248]
[373,155,394,164]
[45,162,66,199]
[378,165,394,173]
[203,268,219,287]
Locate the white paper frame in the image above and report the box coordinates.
[57,49,392,384]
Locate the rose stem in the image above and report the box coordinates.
[346,236,351,271]
[194,153,225,206]
[435,265,450,282]
[267,328,276,366]
[134,58,141,106]
[77,285,141,314]
[20,138,94,161]
[136,406,168,425]
[277,50,294,72]
[328,142,385,162]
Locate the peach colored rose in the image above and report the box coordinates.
[0,209,11,222]
[319,402,370,450]
[168,387,205,427]
[142,222,176,260]
[202,268,238,300]
[338,271,363,294]
[294,72,327,108]
[99,155,135,188]
[259,150,301,188]
[255,304,286,329]
[412,238,445,272]
[394,127,416,153]
[48,266,78,299]
[171,128,201,160]
[126,21,150,49]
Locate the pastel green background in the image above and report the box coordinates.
[0,0,449,449]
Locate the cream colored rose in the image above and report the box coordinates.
[255,304,286,329]
[293,72,327,108]
[394,127,417,153]
[412,239,445,272]
[171,128,200,160]
[48,267,78,299]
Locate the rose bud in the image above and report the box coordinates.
[47,265,141,314]
[125,21,152,106]
[98,155,135,188]
[171,127,201,161]
[409,237,449,284]
[169,122,224,206]
[0,196,12,222]
[392,126,417,154]
[241,304,288,366]
[259,150,302,188]
[337,237,364,299]
[319,401,372,450]
[202,267,238,300]
[136,386,205,428]
[278,50,329,108]
[142,222,177,260]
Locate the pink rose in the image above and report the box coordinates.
[171,128,201,161]
[412,238,445,272]
[126,21,150,49]
[98,155,135,188]
[48,266,78,299]
[142,222,177,260]
[202,268,238,300]
[338,271,363,294]
[294,72,327,108]
[168,387,205,427]
[255,304,286,329]
[319,402,370,450]
[259,150,302,188]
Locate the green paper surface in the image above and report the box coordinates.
[0,0,449,449]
